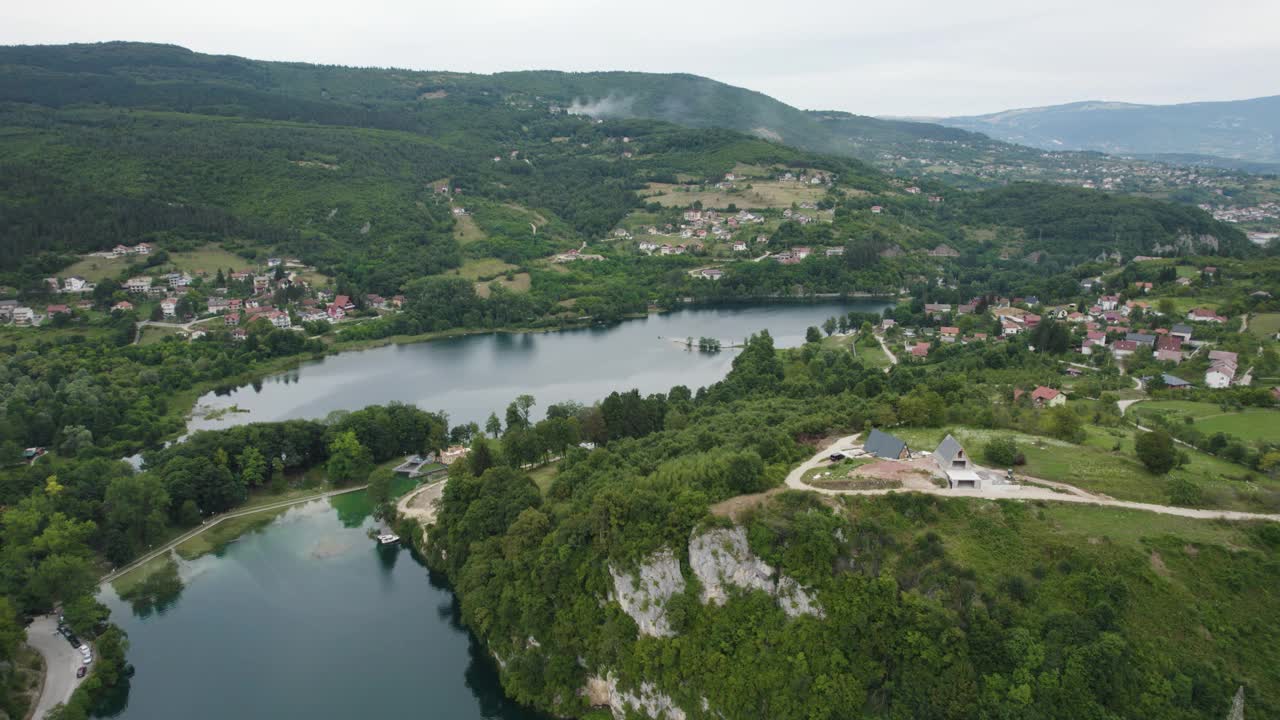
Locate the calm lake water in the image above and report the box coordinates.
[189,301,892,432]
[101,302,890,719]
[98,495,547,720]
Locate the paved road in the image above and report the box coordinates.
[28,615,80,720]
[100,485,366,585]
[784,434,1280,523]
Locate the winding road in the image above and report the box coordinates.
[27,615,80,720]
[784,434,1280,523]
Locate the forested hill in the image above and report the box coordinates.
[0,42,1253,292]
[941,95,1280,164]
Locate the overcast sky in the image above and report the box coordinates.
[5,0,1278,116]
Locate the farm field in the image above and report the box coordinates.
[451,257,518,280]
[61,243,257,283]
[475,272,531,297]
[452,212,486,244]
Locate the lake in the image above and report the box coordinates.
[101,301,890,719]
[98,495,548,719]
[189,301,892,432]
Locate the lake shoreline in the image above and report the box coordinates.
[162,296,897,446]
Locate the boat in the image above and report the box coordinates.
[376,533,400,545]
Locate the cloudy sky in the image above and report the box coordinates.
[5,0,1278,116]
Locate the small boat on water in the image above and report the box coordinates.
[376,533,400,545]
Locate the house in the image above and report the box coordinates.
[160,298,178,318]
[1170,324,1193,342]
[940,326,959,343]
[928,244,960,258]
[864,429,909,460]
[870,205,883,214]
[1206,361,1236,389]
[440,445,470,465]
[1098,295,1120,311]
[231,328,247,341]
[879,319,896,331]
[253,275,271,292]
[1187,308,1226,323]
[1161,374,1192,389]
[1125,332,1156,346]
[63,276,90,292]
[225,313,240,326]
[825,247,844,257]
[266,257,282,268]
[1155,349,1183,364]
[334,295,355,310]
[133,242,151,255]
[1155,335,1183,352]
[268,310,292,329]
[112,301,134,312]
[1209,350,1239,364]
[326,303,346,321]
[793,247,812,259]
[366,294,387,309]
[1111,340,1138,357]
[0,299,16,321]
[207,297,229,314]
[125,276,153,293]
[699,268,724,280]
[1134,282,1153,293]
[934,435,981,488]
[12,307,35,326]
[910,342,930,359]
[1031,386,1065,407]
[732,241,748,252]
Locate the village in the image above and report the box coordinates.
[0,242,405,341]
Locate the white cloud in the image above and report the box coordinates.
[2,0,1278,116]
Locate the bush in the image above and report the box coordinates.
[1166,476,1203,507]
[1135,429,1177,474]
[984,437,1019,467]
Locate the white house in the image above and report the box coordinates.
[269,310,292,329]
[125,276,153,293]
[12,306,35,326]
[934,435,981,489]
[160,298,178,318]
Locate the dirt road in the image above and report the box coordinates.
[397,478,448,526]
[785,435,1280,523]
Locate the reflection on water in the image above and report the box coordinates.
[97,493,549,719]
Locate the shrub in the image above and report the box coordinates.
[984,437,1019,467]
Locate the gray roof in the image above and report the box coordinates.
[934,434,965,464]
[1126,332,1156,345]
[1162,374,1191,387]
[864,429,907,459]
[1171,324,1193,335]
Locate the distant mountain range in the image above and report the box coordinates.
[939,96,1280,165]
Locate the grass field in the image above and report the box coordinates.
[1134,401,1280,443]
[452,212,486,244]
[137,324,183,345]
[174,507,289,560]
[893,424,1279,512]
[640,180,826,210]
[529,461,561,494]
[475,272,531,298]
[452,258,518,281]
[1250,312,1280,338]
[62,243,256,283]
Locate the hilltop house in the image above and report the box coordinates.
[864,429,909,460]
[934,435,981,489]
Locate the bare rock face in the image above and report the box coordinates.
[688,526,824,618]
[689,527,774,604]
[609,549,685,637]
[582,673,688,720]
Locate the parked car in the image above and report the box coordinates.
[76,667,87,678]
[828,452,845,461]
[81,655,92,665]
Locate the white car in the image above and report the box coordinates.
[81,655,92,665]
[79,646,91,655]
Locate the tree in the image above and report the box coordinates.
[822,317,837,336]
[178,499,201,526]
[104,473,170,562]
[366,467,394,511]
[326,430,373,485]
[59,425,94,457]
[806,326,822,344]
[485,412,503,437]
[984,437,1019,467]
[1135,429,1177,474]
[237,446,268,488]
[1044,406,1085,443]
